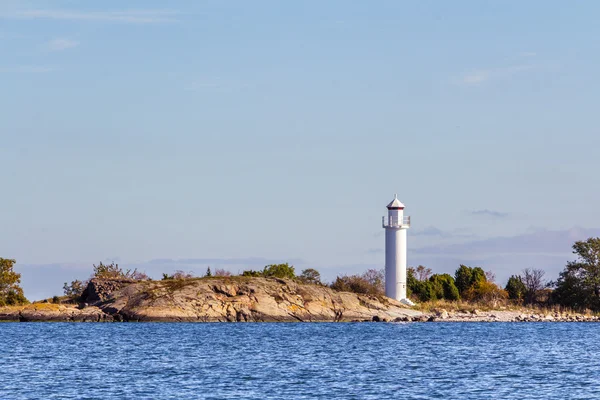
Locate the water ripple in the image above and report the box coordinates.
[1,323,600,399]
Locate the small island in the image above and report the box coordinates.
[2,237,600,323]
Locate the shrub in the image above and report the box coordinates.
[430,274,460,301]
[330,269,385,296]
[214,269,232,277]
[162,270,194,280]
[298,268,321,285]
[92,262,149,281]
[505,275,526,301]
[63,280,87,297]
[242,270,262,277]
[262,263,295,279]
[454,265,487,297]
[463,280,508,306]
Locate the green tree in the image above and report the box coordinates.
[0,258,28,306]
[430,274,460,301]
[454,265,487,296]
[407,267,418,297]
[205,267,212,277]
[299,268,321,285]
[471,267,487,286]
[454,265,473,295]
[505,275,526,301]
[242,270,262,277]
[263,263,296,279]
[63,280,86,297]
[412,280,436,302]
[553,237,600,311]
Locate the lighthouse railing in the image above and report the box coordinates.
[382,216,410,227]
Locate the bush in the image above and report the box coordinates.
[408,272,460,302]
[63,280,87,297]
[454,265,487,297]
[92,262,149,281]
[411,280,436,302]
[262,263,295,279]
[463,280,508,306]
[242,270,262,277]
[430,274,460,301]
[214,269,232,277]
[330,269,385,296]
[505,275,526,301]
[298,268,321,285]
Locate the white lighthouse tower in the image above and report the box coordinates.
[382,194,412,304]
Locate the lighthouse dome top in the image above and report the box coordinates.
[386,194,405,210]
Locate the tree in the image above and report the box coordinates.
[429,274,460,301]
[0,258,28,306]
[63,280,86,297]
[407,267,418,297]
[454,265,486,296]
[92,262,149,281]
[262,263,295,279]
[505,275,526,301]
[471,267,487,286]
[408,273,460,302]
[485,270,496,283]
[463,280,508,307]
[330,269,385,296]
[415,265,432,281]
[522,268,545,304]
[553,238,600,311]
[205,267,212,277]
[299,268,321,285]
[454,265,473,296]
[362,269,385,294]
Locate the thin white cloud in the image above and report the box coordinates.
[3,9,178,23]
[460,64,534,85]
[0,65,54,73]
[47,38,79,51]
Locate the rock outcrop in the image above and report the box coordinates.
[0,277,422,322]
[3,278,599,323]
[91,277,422,322]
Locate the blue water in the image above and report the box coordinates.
[1,323,599,399]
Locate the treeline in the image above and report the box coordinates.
[60,262,325,300]
[406,265,506,305]
[5,237,600,312]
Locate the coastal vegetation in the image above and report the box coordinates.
[6,237,600,315]
[0,258,28,306]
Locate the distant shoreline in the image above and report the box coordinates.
[1,277,597,323]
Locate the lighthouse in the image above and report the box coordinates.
[382,194,412,304]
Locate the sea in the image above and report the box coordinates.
[1,322,599,399]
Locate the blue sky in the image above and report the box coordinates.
[2,1,600,299]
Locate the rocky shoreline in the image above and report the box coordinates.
[0,277,597,323]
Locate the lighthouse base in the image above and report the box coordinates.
[399,298,415,307]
